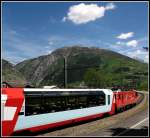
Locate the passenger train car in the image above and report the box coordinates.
[1,88,139,136]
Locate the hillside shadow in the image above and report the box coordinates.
[109,126,148,136]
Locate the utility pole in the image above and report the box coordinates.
[64,57,67,88]
[120,60,123,88]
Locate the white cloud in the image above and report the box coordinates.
[62,17,67,22]
[144,55,149,63]
[117,32,134,39]
[2,51,27,65]
[47,50,53,54]
[116,41,125,45]
[127,50,140,58]
[126,49,148,63]
[105,3,116,10]
[63,3,116,24]
[116,41,121,45]
[126,40,138,47]
[136,49,141,54]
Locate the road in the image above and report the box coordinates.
[84,106,148,136]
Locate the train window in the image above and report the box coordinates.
[108,95,110,105]
[25,91,106,116]
[99,94,105,105]
[78,96,87,108]
[43,97,61,113]
[66,96,77,110]
[60,97,66,111]
[25,96,42,116]
[88,95,97,107]
[87,94,105,107]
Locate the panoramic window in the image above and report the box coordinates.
[25,95,42,116]
[25,91,106,116]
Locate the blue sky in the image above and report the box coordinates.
[2,2,149,64]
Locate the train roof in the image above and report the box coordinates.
[24,88,110,91]
[24,88,113,95]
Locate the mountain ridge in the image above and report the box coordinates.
[2,59,27,86]
[14,46,148,89]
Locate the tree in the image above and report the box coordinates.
[84,69,105,88]
[138,81,148,90]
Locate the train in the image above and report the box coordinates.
[1,88,139,136]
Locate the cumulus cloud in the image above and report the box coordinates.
[126,40,138,47]
[117,32,134,39]
[127,51,137,58]
[62,17,67,22]
[62,3,116,24]
[116,40,137,47]
[126,49,148,63]
[127,50,141,59]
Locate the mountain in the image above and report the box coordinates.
[2,59,27,86]
[15,46,148,89]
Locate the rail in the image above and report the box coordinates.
[137,91,148,94]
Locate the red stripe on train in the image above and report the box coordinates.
[2,88,24,136]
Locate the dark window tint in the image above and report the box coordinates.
[43,97,63,113]
[78,96,87,108]
[25,91,106,116]
[108,95,110,105]
[25,96,42,116]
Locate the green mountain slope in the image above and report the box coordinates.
[2,59,27,86]
[15,46,148,90]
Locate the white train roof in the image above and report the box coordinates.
[24,88,113,95]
